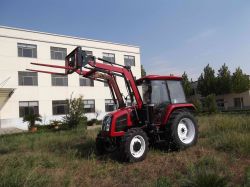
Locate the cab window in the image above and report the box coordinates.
[167,80,186,103]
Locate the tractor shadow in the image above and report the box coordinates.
[72,140,178,163]
[149,142,179,153]
[72,139,96,159]
[72,140,120,162]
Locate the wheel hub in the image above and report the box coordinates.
[130,135,146,158]
[177,118,195,144]
[133,142,141,152]
[180,125,187,135]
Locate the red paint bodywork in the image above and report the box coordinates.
[87,60,143,109]
[162,103,195,126]
[105,103,195,137]
[28,47,195,138]
[110,107,132,136]
[100,106,135,137]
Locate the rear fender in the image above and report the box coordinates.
[161,103,195,127]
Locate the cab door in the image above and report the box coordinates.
[147,80,170,124]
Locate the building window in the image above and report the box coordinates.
[19,101,39,117]
[126,98,132,106]
[105,99,116,112]
[103,53,115,63]
[18,71,38,86]
[83,99,95,113]
[52,100,68,115]
[124,55,135,66]
[216,99,224,110]
[103,53,115,87]
[104,81,109,87]
[18,43,37,58]
[84,50,93,55]
[50,47,67,60]
[80,77,94,86]
[51,74,68,86]
[234,97,244,108]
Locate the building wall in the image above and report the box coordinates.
[216,90,250,110]
[0,26,141,129]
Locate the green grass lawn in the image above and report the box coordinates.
[0,114,249,187]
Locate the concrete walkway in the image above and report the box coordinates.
[0,125,100,136]
[87,125,101,130]
[0,128,26,135]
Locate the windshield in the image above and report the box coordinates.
[141,80,186,105]
[142,80,170,105]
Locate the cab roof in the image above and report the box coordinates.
[136,75,182,85]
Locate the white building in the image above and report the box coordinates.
[0,26,141,130]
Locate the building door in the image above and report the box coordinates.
[234,97,244,109]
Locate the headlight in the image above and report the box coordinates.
[102,115,112,131]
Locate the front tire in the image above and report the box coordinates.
[120,128,149,162]
[167,110,198,150]
[96,132,117,155]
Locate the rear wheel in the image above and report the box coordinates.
[167,110,198,150]
[120,128,149,162]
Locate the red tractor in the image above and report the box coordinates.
[29,47,198,162]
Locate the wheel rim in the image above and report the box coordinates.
[177,118,195,144]
[130,135,146,158]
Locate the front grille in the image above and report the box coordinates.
[102,115,110,131]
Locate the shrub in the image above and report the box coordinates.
[155,176,172,187]
[23,114,42,129]
[36,125,51,131]
[204,94,217,114]
[181,156,229,187]
[87,119,98,126]
[63,95,87,129]
[199,114,250,155]
[35,120,65,132]
[190,96,202,113]
[244,167,250,187]
[181,172,228,187]
[49,120,62,130]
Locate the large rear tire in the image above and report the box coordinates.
[119,128,149,162]
[167,110,198,150]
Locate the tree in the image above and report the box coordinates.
[216,63,231,95]
[63,95,87,129]
[190,96,202,113]
[197,64,216,96]
[182,72,192,97]
[95,109,101,119]
[197,73,205,95]
[23,114,42,129]
[141,65,146,77]
[232,67,250,93]
[204,94,217,114]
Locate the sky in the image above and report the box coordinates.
[1,0,250,80]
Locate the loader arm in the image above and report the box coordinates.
[27,63,126,108]
[27,46,143,109]
[86,60,143,109]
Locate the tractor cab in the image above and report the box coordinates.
[136,75,187,125]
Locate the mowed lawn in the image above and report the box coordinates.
[0,114,250,187]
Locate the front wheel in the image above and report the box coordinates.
[119,128,149,162]
[168,110,198,150]
[96,132,117,155]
